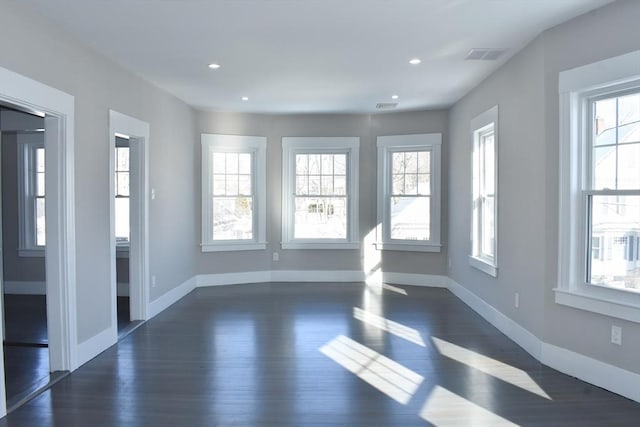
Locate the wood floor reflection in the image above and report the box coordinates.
[2,283,640,426]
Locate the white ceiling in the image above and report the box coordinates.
[21,0,613,114]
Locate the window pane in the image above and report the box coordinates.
[308,154,321,175]
[334,155,346,175]
[116,147,129,172]
[392,174,404,195]
[417,174,430,195]
[405,152,418,173]
[593,145,616,190]
[294,197,346,239]
[390,196,429,240]
[213,152,226,173]
[296,154,308,174]
[483,134,495,194]
[418,151,430,174]
[617,143,640,189]
[225,153,238,174]
[482,196,495,257]
[405,174,418,195]
[213,175,226,196]
[594,98,617,146]
[308,175,320,195]
[36,172,45,197]
[35,148,45,173]
[334,175,346,196]
[225,176,239,195]
[115,197,129,243]
[212,197,253,240]
[589,195,640,291]
[392,152,405,174]
[321,154,333,174]
[36,197,46,246]
[296,175,308,195]
[238,153,251,174]
[321,175,333,195]
[116,172,130,196]
[618,93,640,128]
[238,174,251,195]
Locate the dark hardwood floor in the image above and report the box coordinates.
[2,283,640,426]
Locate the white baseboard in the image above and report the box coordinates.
[271,270,365,282]
[197,271,271,287]
[3,281,46,295]
[381,272,449,288]
[541,342,640,403]
[448,278,640,403]
[149,276,196,319]
[77,326,117,367]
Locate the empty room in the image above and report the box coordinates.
[0,0,639,425]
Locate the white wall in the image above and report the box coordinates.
[0,0,197,343]
[448,0,640,374]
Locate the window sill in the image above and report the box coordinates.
[202,242,267,252]
[281,241,360,250]
[18,248,45,258]
[374,242,441,253]
[469,256,497,277]
[554,286,640,324]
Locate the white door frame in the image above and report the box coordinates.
[109,110,149,334]
[0,66,77,417]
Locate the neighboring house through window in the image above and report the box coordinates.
[557,49,640,323]
[282,137,359,249]
[201,133,267,252]
[115,136,130,252]
[470,106,498,276]
[376,133,442,252]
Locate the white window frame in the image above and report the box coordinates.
[114,136,130,258]
[557,49,640,323]
[281,137,360,250]
[201,133,267,252]
[17,132,45,257]
[470,106,498,276]
[376,133,442,252]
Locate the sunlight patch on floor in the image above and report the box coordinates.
[432,337,551,400]
[320,335,423,404]
[353,307,425,346]
[420,386,519,426]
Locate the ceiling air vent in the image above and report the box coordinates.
[376,102,398,110]
[465,48,507,61]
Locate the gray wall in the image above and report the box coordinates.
[448,0,640,373]
[196,110,449,276]
[0,0,197,342]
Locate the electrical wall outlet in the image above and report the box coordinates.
[272,252,279,262]
[611,325,622,345]
[514,292,520,309]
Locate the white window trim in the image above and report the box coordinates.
[201,133,267,252]
[469,106,498,277]
[376,133,442,252]
[557,49,640,323]
[281,137,360,250]
[17,132,45,257]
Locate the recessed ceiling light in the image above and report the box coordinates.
[409,58,421,65]
[391,95,399,100]
[208,63,221,69]
[241,96,249,101]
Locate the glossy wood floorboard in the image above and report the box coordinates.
[2,283,640,426]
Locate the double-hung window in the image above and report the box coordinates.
[201,134,266,252]
[470,106,498,276]
[115,136,130,253]
[558,49,640,322]
[376,133,442,252]
[281,137,359,249]
[18,133,45,256]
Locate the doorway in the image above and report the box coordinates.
[109,111,150,340]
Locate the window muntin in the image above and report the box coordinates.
[587,91,640,291]
[201,134,266,252]
[376,133,442,252]
[115,140,130,246]
[282,137,359,249]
